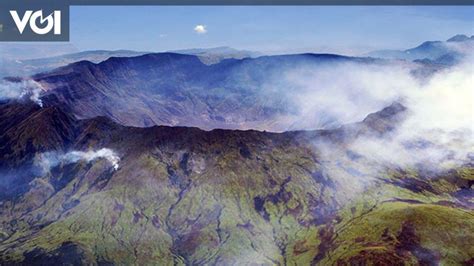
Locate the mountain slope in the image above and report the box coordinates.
[31,52,388,131]
[0,101,472,265]
[0,47,259,79]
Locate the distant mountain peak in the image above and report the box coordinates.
[367,34,473,63]
[415,41,443,49]
[446,34,471,42]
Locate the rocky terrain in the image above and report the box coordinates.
[0,34,472,265]
[30,52,396,131]
[0,47,256,79]
[0,100,472,265]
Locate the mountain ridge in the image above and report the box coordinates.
[0,35,472,265]
[0,99,406,201]
[29,52,389,132]
[0,99,472,265]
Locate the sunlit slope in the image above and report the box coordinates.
[0,101,472,265]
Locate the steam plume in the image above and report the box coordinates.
[35,148,120,173]
[0,79,44,107]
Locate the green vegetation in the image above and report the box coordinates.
[0,103,472,264]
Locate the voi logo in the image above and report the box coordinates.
[9,10,61,35]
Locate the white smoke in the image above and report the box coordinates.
[279,62,412,129]
[308,57,473,201]
[35,148,120,174]
[445,39,474,56]
[274,48,472,134]
[270,53,474,206]
[279,53,473,169]
[350,58,474,170]
[0,79,44,107]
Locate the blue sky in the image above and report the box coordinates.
[70,6,474,55]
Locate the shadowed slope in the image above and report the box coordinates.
[0,101,472,265]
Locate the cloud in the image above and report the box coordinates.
[269,52,472,133]
[0,79,44,107]
[194,25,207,34]
[255,41,474,134]
[365,58,473,169]
[306,58,473,201]
[35,148,120,174]
[277,62,413,129]
[260,50,474,201]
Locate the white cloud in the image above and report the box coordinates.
[35,148,120,173]
[321,57,472,170]
[194,25,207,34]
[0,79,44,107]
[303,57,474,201]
